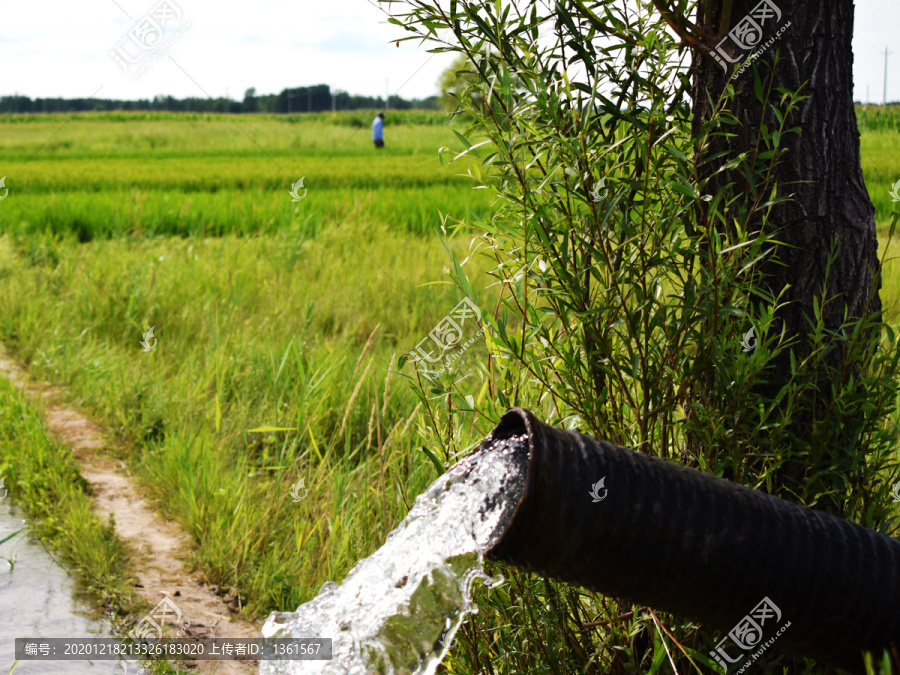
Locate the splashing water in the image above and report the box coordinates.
[260,431,529,675]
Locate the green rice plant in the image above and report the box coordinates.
[856,104,900,133]
[0,117,476,160]
[0,116,496,241]
[4,185,494,240]
[0,109,453,127]
[861,129,900,228]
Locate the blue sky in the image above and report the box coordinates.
[0,0,897,103]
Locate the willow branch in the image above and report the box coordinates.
[650,0,703,49]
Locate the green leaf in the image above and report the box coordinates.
[420,446,446,474]
[0,528,24,547]
[670,181,698,199]
[247,426,298,433]
[452,128,472,149]
[754,68,765,103]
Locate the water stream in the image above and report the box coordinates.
[0,501,121,674]
[260,430,529,675]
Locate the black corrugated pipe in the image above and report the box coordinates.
[482,408,900,673]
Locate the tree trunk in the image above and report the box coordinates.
[691,0,880,365]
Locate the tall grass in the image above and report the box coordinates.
[0,374,134,610]
[0,217,492,617]
[0,113,497,621]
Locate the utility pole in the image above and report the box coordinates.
[884,47,893,106]
[287,91,294,114]
[308,87,311,113]
[332,84,336,113]
[385,78,389,111]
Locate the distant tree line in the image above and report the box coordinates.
[0,84,439,114]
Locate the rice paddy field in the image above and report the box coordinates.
[0,109,498,609]
[0,107,899,672]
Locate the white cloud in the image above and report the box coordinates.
[0,1,895,103]
[2,0,455,101]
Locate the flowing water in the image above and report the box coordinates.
[0,501,121,675]
[260,431,530,675]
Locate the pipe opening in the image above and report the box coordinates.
[262,408,900,675]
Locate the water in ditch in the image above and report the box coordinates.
[260,430,530,675]
[0,500,121,674]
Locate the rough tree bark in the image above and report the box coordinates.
[685,0,880,364]
[650,0,883,503]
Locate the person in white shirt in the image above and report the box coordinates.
[372,112,385,148]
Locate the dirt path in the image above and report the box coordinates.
[0,345,258,675]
